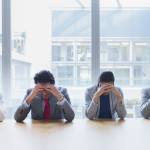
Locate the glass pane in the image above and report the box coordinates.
[51,1,91,89]
[52,42,74,62]
[11,0,51,117]
[52,65,74,86]
[77,65,91,86]
[134,65,150,86]
[133,41,150,62]
[11,0,91,119]
[100,0,150,8]
[100,1,150,118]
[77,42,91,62]
[100,41,129,62]
[51,0,91,118]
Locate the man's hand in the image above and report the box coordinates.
[26,84,45,105]
[46,84,64,102]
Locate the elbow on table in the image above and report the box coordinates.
[65,111,75,122]
[119,111,127,120]
[141,108,150,119]
[85,111,95,120]
[14,111,24,123]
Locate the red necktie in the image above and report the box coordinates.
[43,96,51,120]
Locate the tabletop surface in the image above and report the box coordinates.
[0,119,150,150]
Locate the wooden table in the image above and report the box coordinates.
[0,119,150,150]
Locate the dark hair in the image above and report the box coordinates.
[34,70,55,84]
[98,71,115,85]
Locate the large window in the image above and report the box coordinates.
[100,0,150,117]
[50,1,91,118]
[9,0,91,118]
[51,6,91,88]
[7,0,51,117]
[100,41,129,62]
[1,0,150,118]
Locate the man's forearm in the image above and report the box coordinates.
[26,94,34,105]
[14,104,30,122]
[59,100,75,122]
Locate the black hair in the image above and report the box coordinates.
[34,70,55,84]
[98,71,115,85]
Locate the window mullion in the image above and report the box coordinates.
[91,0,100,84]
[2,0,11,102]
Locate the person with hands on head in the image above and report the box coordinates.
[14,70,75,122]
[85,71,126,120]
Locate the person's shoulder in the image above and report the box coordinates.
[115,86,122,91]
[141,88,150,94]
[86,85,97,91]
[86,85,97,95]
[57,86,67,93]
[115,86,123,93]
[26,88,33,94]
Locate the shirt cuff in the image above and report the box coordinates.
[23,101,30,108]
[57,98,66,106]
